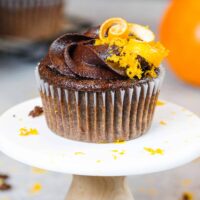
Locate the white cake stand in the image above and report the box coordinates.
[0,98,200,200]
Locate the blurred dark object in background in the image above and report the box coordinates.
[0,0,65,41]
[0,0,92,61]
[0,15,92,61]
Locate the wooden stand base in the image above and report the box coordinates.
[66,175,134,200]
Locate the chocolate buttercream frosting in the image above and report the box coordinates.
[39,27,163,91]
[48,33,126,80]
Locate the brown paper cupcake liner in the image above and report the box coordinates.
[0,0,64,40]
[35,66,165,143]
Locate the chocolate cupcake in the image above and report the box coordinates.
[0,0,64,41]
[36,18,168,143]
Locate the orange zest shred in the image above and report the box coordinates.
[144,147,164,155]
[128,23,155,42]
[19,128,38,136]
[114,139,126,144]
[31,167,47,174]
[112,149,126,156]
[74,152,85,156]
[112,154,118,160]
[156,100,165,106]
[95,38,168,79]
[160,120,167,125]
[96,18,169,80]
[99,17,129,40]
[30,183,42,194]
[119,150,126,155]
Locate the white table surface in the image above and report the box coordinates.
[0,0,200,199]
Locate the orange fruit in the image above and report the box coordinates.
[99,18,129,40]
[160,0,200,86]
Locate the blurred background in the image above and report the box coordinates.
[0,0,200,199]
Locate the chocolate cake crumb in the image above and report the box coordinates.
[29,106,43,118]
[0,174,11,191]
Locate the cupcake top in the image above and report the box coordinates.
[39,18,168,91]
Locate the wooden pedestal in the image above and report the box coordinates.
[66,175,134,200]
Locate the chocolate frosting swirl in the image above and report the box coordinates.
[48,29,130,80]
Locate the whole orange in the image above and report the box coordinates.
[160,0,200,86]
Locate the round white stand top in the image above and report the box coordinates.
[0,98,200,176]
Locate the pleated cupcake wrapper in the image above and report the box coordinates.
[35,66,164,143]
[0,0,63,8]
[0,0,64,40]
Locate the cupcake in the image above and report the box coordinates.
[36,18,168,143]
[0,0,64,41]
